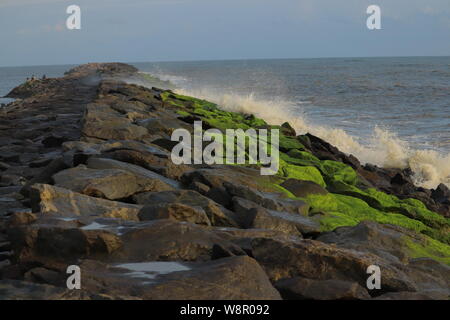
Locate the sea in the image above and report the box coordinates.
[1,57,449,188]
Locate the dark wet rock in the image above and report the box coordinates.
[431,183,450,204]
[304,133,361,169]
[138,203,211,226]
[281,122,296,137]
[275,277,370,300]
[133,190,239,227]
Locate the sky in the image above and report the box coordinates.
[0,0,449,67]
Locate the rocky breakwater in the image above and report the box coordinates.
[0,63,448,300]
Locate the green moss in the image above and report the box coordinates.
[321,160,358,186]
[303,193,428,233]
[176,110,191,117]
[138,73,175,89]
[279,161,326,187]
[404,236,450,265]
[279,134,305,152]
[287,149,320,162]
[160,89,450,254]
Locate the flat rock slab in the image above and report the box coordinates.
[87,157,179,189]
[53,165,172,200]
[78,256,282,300]
[29,183,142,221]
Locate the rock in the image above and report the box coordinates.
[42,134,68,148]
[87,157,180,189]
[280,179,328,198]
[317,221,412,263]
[281,122,296,137]
[8,224,122,262]
[100,148,193,180]
[81,103,148,141]
[305,133,361,169]
[275,277,370,300]
[110,220,245,262]
[133,190,239,227]
[52,165,173,200]
[232,197,320,236]
[29,184,143,221]
[8,211,37,226]
[138,203,211,226]
[78,256,281,300]
[182,166,275,192]
[23,267,64,286]
[0,280,79,300]
[224,181,310,215]
[431,183,450,204]
[250,237,417,293]
[20,158,69,197]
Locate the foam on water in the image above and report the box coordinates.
[176,88,450,189]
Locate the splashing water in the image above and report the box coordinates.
[175,88,450,189]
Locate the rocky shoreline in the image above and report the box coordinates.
[0,63,448,300]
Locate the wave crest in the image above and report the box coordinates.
[176,88,450,189]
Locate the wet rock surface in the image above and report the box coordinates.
[0,63,448,300]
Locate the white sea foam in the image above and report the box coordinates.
[175,88,450,189]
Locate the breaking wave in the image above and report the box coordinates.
[175,88,450,189]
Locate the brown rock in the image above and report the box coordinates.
[275,277,370,300]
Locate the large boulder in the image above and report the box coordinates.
[110,220,245,262]
[138,203,211,226]
[52,165,173,200]
[280,179,328,198]
[133,190,239,227]
[232,197,319,236]
[250,237,417,294]
[29,184,143,221]
[224,182,310,215]
[87,157,180,189]
[81,103,148,141]
[78,256,281,300]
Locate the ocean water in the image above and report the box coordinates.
[1,57,449,188]
[133,57,450,189]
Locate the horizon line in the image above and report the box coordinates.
[1,54,450,69]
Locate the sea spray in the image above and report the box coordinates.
[175,88,450,189]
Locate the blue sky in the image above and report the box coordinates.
[0,0,449,67]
